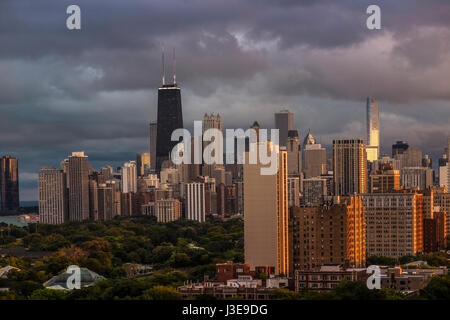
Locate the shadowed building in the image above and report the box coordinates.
[0,155,19,213]
[275,110,294,147]
[68,152,91,221]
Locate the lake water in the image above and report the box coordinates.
[0,216,28,227]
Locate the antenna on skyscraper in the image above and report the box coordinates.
[172,48,177,85]
[162,47,166,86]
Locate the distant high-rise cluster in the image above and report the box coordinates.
[35,63,449,281]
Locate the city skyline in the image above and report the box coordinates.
[1,0,450,200]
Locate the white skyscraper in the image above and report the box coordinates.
[186,182,206,222]
[366,97,380,162]
[121,161,137,193]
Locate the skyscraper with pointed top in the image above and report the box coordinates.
[155,49,183,172]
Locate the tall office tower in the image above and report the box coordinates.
[97,183,114,221]
[121,161,137,193]
[203,113,223,132]
[366,97,380,162]
[395,147,423,168]
[369,163,401,193]
[136,153,150,177]
[290,195,366,270]
[363,193,423,257]
[333,139,367,196]
[400,167,433,191]
[288,177,300,207]
[287,130,301,176]
[68,152,90,221]
[392,141,409,157]
[186,182,206,222]
[275,110,294,147]
[149,122,157,172]
[244,143,289,275]
[88,178,99,220]
[202,113,223,177]
[155,52,183,172]
[0,155,19,212]
[301,177,328,206]
[38,166,67,224]
[302,131,327,179]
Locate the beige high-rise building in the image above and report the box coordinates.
[244,143,289,275]
[38,166,68,224]
[363,193,423,258]
[290,195,366,270]
[68,152,91,221]
[333,139,367,196]
[136,152,150,177]
[302,131,327,179]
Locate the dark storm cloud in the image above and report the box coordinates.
[1,0,450,200]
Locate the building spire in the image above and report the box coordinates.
[162,48,166,86]
[172,48,177,85]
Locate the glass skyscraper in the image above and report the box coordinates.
[155,83,183,172]
[366,97,380,162]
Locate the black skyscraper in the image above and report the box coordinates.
[0,155,19,213]
[155,50,183,172]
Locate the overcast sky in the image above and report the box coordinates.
[1,0,450,201]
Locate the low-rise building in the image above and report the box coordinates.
[294,265,367,291]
